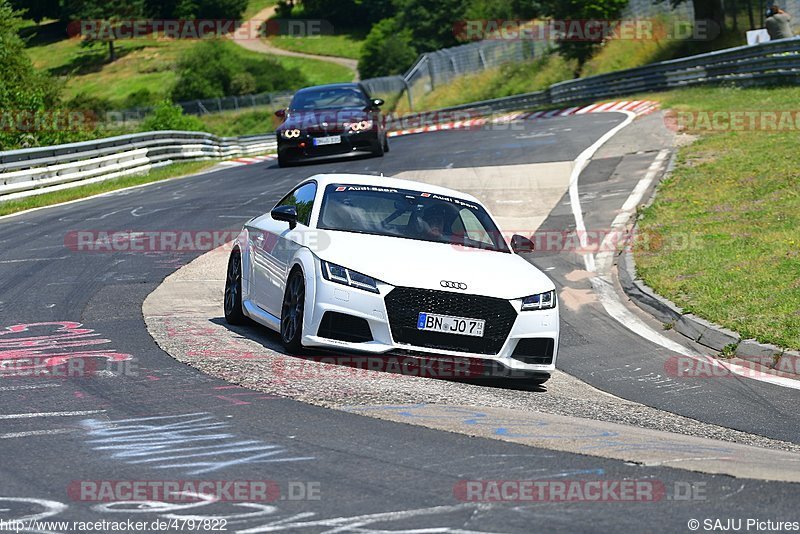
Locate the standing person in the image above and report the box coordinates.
[766,4,794,40]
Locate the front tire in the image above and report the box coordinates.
[280,269,305,353]
[382,134,390,153]
[224,250,247,325]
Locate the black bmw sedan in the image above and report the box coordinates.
[275,83,389,167]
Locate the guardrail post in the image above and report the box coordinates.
[401,78,414,111]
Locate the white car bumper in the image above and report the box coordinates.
[303,270,559,375]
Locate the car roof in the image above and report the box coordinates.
[306,173,483,205]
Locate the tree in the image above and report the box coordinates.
[394,0,469,51]
[300,0,394,28]
[175,0,249,19]
[358,17,418,79]
[540,0,630,66]
[64,0,146,62]
[674,0,726,31]
[9,0,59,23]
[0,0,72,149]
[465,0,544,20]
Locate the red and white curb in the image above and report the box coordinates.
[387,118,486,138]
[387,100,660,137]
[222,101,660,165]
[218,154,277,167]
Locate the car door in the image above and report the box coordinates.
[257,181,318,318]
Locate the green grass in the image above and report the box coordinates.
[634,86,800,350]
[25,37,351,107]
[0,160,220,217]
[27,36,196,106]
[22,0,352,109]
[198,107,279,136]
[267,33,364,59]
[267,54,353,85]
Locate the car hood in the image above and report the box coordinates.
[280,108,373,131]
[315,230,554,300]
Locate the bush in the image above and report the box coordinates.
[141,101,205,131]
[230,72,257,96]
[274,0,295,18]
[358,18,417,79]
[64,93,113,115]
[122,89,158,109]
[171,40,307,101]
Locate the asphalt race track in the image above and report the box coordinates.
[1,112,799,533]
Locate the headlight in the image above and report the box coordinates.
[521,290,556,310]
[321,260,379,293]
[281,129,301,139]
[344,120,373,132]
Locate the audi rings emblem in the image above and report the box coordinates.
[440,280,467,290]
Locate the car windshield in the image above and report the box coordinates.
[290,87,369,110]
[317,184,510,253]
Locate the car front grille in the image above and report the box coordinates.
[384,287,517,355]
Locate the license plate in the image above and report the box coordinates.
[417,312,485,337]
[313,135,341,146]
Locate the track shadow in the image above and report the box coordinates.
[209,316,548,393]
[267,152,383,170]
[48,46,140,76]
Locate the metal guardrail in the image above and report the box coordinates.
[548,36,800,104]
[0,131,276,201]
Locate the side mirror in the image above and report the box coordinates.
[372,98,384,107]
[271,205,297,229]
[274,109,286,119]
[511,234,534,254]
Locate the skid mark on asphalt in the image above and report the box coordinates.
[81,412,314,475]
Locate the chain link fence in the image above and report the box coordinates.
[401,40,547,109]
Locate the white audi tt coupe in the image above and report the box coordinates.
[224,173,559,382]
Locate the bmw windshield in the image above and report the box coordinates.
[289,87,369,110]
[318,184,510,253]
